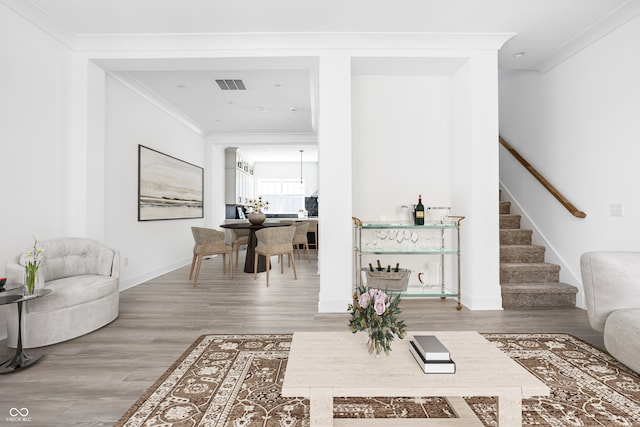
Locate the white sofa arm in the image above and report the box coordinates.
[580,251,640,332]
[5,254,25,286]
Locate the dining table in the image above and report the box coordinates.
[220,222,290,273]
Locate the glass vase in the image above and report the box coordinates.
[366,327,388,356]
[24,268,41,296]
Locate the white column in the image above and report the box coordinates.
[63,56,108,241]
[317,53,353,313]
[206,143,227,228]
[85,61,107,241]
[63,55,90,238]
[451,53,502,310]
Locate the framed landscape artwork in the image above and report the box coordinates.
[138,145,204,221]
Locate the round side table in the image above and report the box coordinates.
[0,288,52,374]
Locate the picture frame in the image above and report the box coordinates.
[138,145,204,221]
[237,206,246,219]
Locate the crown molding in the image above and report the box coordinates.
[206,132,317,144]
[1,0,76,49]
[107,71,206,136]
[0,1,513,54]
[536,0,640,72]
[73,32,513,53]
[5,0,639,73]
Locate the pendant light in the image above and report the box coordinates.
[299,149,304,183]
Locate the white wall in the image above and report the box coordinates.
[104,76,207,290]
[499,14,640,309]
[351,55,502,310]
[352,74,452,289]
[254,161,319,197]
[0,5,73,336]
[2,4,506,328]
[0,5,72,269]
[352,74,452,220]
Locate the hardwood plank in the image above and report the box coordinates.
[0,251,602,426]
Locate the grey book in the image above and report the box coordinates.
[412,335,450,361]
[409,341,456,374]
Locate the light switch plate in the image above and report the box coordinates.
[610,203,623,217]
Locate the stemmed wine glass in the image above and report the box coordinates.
[396,231,404,248]
[387,229,397,241]
[410,231,419,249]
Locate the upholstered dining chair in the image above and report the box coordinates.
[253,226,297,287]
[189,227,233,287]
[291,222,311,262]
[229,228,250,268]
[307,219,318,251]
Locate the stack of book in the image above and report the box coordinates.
[409,335,456,374]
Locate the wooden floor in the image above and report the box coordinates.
[0,251,603,426]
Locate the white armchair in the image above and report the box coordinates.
[5,237,119,348]
[580,251,640,373]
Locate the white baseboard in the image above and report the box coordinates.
[318,297,351,313]
[119,257,193,292]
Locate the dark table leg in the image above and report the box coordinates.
[244,230,268,273]
[0,300,41,373]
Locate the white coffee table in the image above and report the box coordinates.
[281,331,549,426]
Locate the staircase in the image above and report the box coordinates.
[499,196,578,308]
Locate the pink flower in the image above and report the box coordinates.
[358,292,370,308]
[374,297,386,315]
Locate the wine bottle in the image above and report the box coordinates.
[376,260,383,271]
[369,263,374,272]
[387,265,391,272]
[394,263,400,272]
[415,194,425,225]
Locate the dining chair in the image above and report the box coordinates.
[307,219,318,251]
[291,222,311,262]
[253,226,297,287]
[189,227,233,287]
[229,228,250,268]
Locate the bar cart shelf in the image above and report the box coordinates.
[352,216,465,310]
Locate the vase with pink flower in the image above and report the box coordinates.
[348,285,406,356]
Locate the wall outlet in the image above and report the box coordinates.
[610,203,623,217]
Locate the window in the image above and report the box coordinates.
[258,179,305,213]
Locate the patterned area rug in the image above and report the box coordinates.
[115,333,640,427]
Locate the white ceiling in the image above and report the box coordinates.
[128,69,313,134]
[5,0,640,161]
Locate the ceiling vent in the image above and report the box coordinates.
[215,79,246,90]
